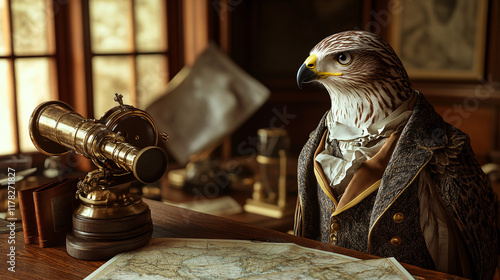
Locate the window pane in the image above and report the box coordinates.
[15,58,57,152]
[11,0,54,55]
[0,60,16,154]
[136,55,168,109]
[90,0,134,53]
[0,0,11,56]
[92,56,135,118]
[135,0,167,52]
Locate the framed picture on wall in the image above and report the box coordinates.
[390,0,488,80]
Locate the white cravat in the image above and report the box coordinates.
[316,95,414,195]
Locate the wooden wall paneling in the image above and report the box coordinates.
[80,0,94,118]
[53,1,69,104]
[67,0,87,116]
[433,104,495,164]
[421,82,500,164]
[217,0,231,53]
[485,0,500,155]
[486,0,500,83]
[495,109,500,162]
[166,0,185,79]
[227,0,254,79]
[182,0,209,66]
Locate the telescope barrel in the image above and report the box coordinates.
[30,101,167,184]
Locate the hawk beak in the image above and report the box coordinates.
[297,63,316,89]
[297,54,342,89]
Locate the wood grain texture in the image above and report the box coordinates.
[0,198,466,280]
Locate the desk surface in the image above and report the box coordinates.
[0,199,464,280]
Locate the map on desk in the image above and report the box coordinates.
[85,238,413,280]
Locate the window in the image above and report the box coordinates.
[0,0,57,155]
[0,0,187,157]
[86,0,169,118]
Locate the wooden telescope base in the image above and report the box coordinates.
[66,208,152,260]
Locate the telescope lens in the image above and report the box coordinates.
[133,146,168,184]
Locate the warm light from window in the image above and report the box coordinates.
[89,0,168,117]
[11,0,54,56]
[15,58,57,152]
[0,0,56,155]
[92,55,136,118]
[0,59,16,155]
[89,0,134,54]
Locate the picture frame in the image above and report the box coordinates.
[389,0,488,80]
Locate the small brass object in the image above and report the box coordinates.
[29,93,168,260]
[244,129,293,218]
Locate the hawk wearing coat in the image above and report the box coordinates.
[295,30,497,279]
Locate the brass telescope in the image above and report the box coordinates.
[30,100,166,185]
[29,94,167,260]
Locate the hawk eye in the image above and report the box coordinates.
[337,53,352,65]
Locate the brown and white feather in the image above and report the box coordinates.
[310,31,413,128]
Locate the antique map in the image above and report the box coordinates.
[85,238,413,280]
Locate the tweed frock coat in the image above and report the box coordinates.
[294,92,498,279]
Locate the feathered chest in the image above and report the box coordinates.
[324,80,408,128]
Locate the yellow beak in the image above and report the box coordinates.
[297,54,342,89]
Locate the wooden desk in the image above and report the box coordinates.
[0,199,465,280]
[161,185,297,233]
[159,157,299,233]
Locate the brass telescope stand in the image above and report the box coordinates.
[66,171,154,260]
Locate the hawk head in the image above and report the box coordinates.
[297,31,414,128]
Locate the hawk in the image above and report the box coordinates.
[295,30,497,279]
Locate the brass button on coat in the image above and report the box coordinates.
[329,215,340,245]
[393,212,404,223]
[331,221,341,231]
[330,216,340,231]
[390,236,402,246]
[330,235,337,245]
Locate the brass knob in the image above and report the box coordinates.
[114,93,124,106]
[160,132,169,141]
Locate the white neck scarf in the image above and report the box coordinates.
[315,94,415,195]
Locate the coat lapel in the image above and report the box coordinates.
[296,112,329,238]
[369,92,447,230]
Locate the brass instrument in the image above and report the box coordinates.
[244,129,293,218]
[29,94,167,260]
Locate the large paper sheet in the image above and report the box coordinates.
[147,44,270,164]
[85,238,414,280]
